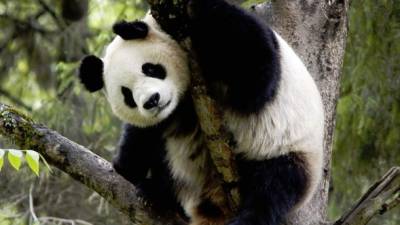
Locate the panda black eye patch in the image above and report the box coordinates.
[142,63,167,80]
[121,86,137,108]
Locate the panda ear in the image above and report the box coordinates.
[112,21,149,40]
[78,55,104,92]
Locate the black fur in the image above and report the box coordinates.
[198,199,224,219]
[112,124,183,214]
[78,55,104,92]
[189,0,281,114]
[143,93,160,109]
[113,21,149,40]
[112,96,198,212]
[162,94,199,137]
[142,63,167,80]
[114,120,309,225]
[121,87,137,108]
[230,153,309,225]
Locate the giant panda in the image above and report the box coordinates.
[78,0,324,224]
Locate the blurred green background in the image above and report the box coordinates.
[0,0,398,224]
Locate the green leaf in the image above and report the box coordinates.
[7,150,23,171]
[0,149,4,171]
[26,150,40,176]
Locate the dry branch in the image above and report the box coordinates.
[334,167,400,225]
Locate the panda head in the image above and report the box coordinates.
[78,14,190,127]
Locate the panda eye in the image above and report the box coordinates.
[142,63,166,80]
[121,86,137,108]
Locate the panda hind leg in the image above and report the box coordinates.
[230,152,312,225]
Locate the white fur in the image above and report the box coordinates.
[225,32,324,159]
[164,31,324,216]
[226,32,324,205]
[164,128,208,215]
[102,15,190,127]
[102,12,324,218]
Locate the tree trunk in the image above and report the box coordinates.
[252,1,349,224]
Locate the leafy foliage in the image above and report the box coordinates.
[0,149,49,176]
[7,150,23,171]
[25,150,40,176]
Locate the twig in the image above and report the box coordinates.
[35,0,66,29]
[29,185,39,223]
[0,13,56,35]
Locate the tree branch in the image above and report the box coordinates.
[334,167,400,225]
[0,103,186,225]
[0,13,56,35]
[35,0,66,29]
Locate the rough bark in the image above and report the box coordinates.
[252,1,349,224]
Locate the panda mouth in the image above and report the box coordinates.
[154,100,171,116]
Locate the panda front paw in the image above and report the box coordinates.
[112,157,139,184]
[111,157,123,174]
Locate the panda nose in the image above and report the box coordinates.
[143,93,160,110]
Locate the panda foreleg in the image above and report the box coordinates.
[112,124,159,184]
[112,125,166,201]
[112,124,183,214]
[189,0,281,113]
[229,152,311,225]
